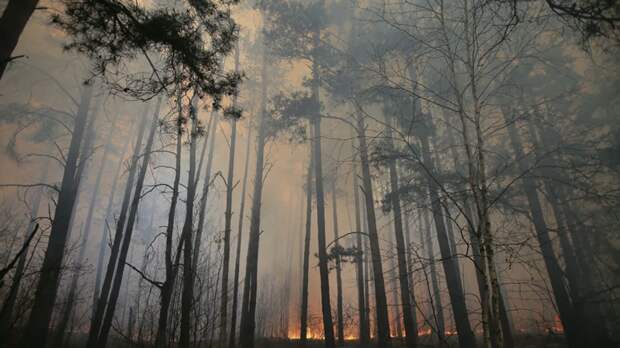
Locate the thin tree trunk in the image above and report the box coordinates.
[419,134,476,348]
[352,160,370,347]
[229,123,252,348]
[330,179,344,346]
[355,109,391,347]
[420,205,445,344]
[155,108,184,348]
[0,0,40,79]
[239,54,268,348]
[384,116,417,348]
[95,98,161,348]
[180,97,199,348]
[311,55,336,348]
[20,84,94,348]
[300,148,313,344]
[220,44,240,341]
[92,118,135,320]
[87,103,150,348]
[501,108,583,348]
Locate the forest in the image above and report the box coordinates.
[0,0,619,348]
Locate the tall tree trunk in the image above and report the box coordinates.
[53,111,115,348]
[419,134,476,348]
[352,160,370,347]
[526,114,612,345]
[355,110,391,347]
[501,108,583,348]
[229,123,252,348]
[440,110,514,348]
[87,103,150,348]
[20,84,94,348]
[220,44,240,343]
[384,116,417,348]
[311,55,336,348]
[155,110,184,348]
[95,98,161,348]
[330,179,344,346]
[239,57,268,348]
[0,0,39,79]
[299,148,313,344]
[180,98,199,348]
[92,118,135,320]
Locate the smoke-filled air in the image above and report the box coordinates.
[0,1,619,348]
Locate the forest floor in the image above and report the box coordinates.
[58,334,567,348]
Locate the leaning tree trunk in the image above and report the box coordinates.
[330,179,345,346]
[91,117,135,317]
[20,84,93,348]
[352,160,370,347]
[87,103,150,348]
[299,146,313,344]
[501,108,583,347]
[229,123,252,348]
[384,115,417,348]
[419,133,476,348]
[239,56,268,348]
[355,109,392,347]
[95,99,161,348]
[0,0,39,79]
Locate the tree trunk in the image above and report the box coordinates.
[20,84,93,348]
[239,55,268,348]
[229,123,252,348]
[330,179,344,346]
[155,109,184,348]
[180,97,199,348]
[384,116,417,348]
[419,134,476,348]
[311,56,336,348]
[95,98,161,348]
[501,108,583,348]
[420,205,445,344]
[355,110,391,347]
[0,0,40,79]
[352,160,370,347]
[87,103,150,348]
[300,148,313,344]
[221,73,240,345]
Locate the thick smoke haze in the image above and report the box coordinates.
[0,1,619,348]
